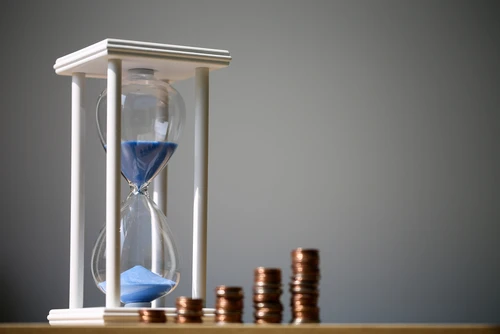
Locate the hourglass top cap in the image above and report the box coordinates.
[54,38,231,81]
[128,68,155,76]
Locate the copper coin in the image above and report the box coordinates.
[214,313,242,318]
[254,267,281,275]
[291,301,318,307]
[254,280,281,286]
[139,317,167,323]
[292,259,319,264]
[253,282,282,289]
[289,284,319,292]
[291,248,319,258]
[292,254,319,261]
[289,283,319,290]
[215,314,243,323]
[291,300,318,306]
[215,286,244,298]
[253,292,282,301]
[253,294,281,302]
[254,315,282,322]
[176,296,204,304]
[289,285,319,291]
[292,314,320,320]
[140,316,166,324]
[291,303,317,309]
[291,299,318,307]
[255,318,282,324]
[291,294,319,301]
[292,265,320,273]
[255,270,281,280]
[292,315,320,320]
[253,302,283,311]
[215,306,243,312]
[292,311,320,318]
[254,275,281,284]
[289,286,318,294]
[215,306,243,313]
[138,309,167,323]
[292,262,319,268]
[253,308,283,318]
[253,286,282,294]
[291,296,319,305]
[292,258,320,266]
[293,305,319,312]
[216,296,244,305]
[291,294,318,301]
[291,318,320,324]
[292,263,319,269]
[292,291,319,297]
[138,309,166,317]
[215,298,244,310]
[254,309,282,317]
[292,308,320,313]
[176,297,203,308]
[176,306,203,313]
[289,281,319,287]
[215,309,243,316]
[291,247,319,253]
[291,270,320,276]
[175,315,203,324]
[291,273,321,281]
[255,270,282,276]
[176,310,204,316]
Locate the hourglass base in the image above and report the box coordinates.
[48,307,216,325]
[124,302,152,308]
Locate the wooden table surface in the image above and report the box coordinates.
[1,324,499,334]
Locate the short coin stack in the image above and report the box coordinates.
[253,267,283,324]
[138,309,167,323]
[175,297,204,323]
[215,286,244,323]
[290,248,320,324]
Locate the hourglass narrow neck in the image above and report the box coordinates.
[131,185,149,196]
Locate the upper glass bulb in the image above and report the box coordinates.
[96,68,185,190]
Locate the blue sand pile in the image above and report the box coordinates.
[98,265,176,304]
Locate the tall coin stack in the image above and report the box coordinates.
[175,297,204,323]
[215,286,244,324]
[253,267,283,324]
[290,248,320,324]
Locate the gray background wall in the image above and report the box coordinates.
[0,0,499,323]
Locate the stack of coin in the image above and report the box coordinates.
[175,297,204,323]
[138,309,167,323]
[290,248,320,324]
[253,267,283,324]
[215,286,244,323]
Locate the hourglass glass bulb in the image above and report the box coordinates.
[91,68,185,306]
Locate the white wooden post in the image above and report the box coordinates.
[152,167,167,308]
[106,59,122,308]
[192,67,209,303]
[69,72,85,309]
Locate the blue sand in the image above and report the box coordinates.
[98,265,176,304]
[106,141,177,187]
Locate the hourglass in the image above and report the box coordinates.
[48,39,231,324]
[91,68,184,307]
